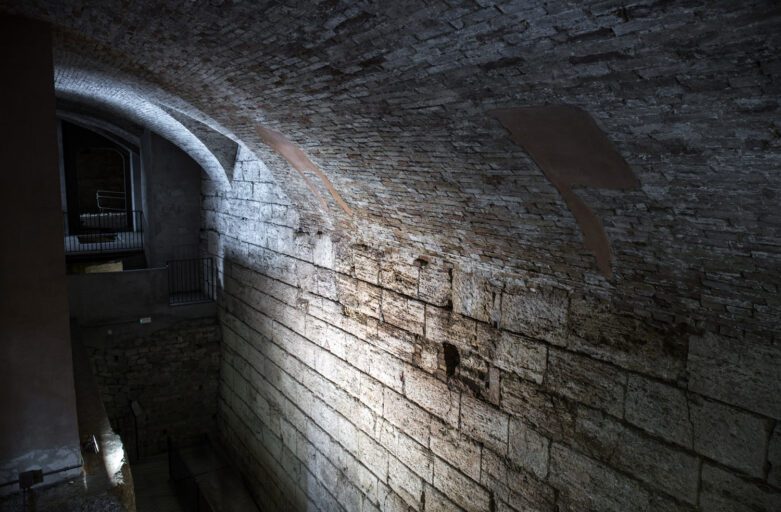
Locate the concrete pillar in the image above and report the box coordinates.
[0,16,81,492]
[140,130,203,267]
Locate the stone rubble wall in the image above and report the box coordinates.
[203,147,780,512]
[86,318,221,458]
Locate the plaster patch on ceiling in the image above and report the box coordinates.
[162,106,239,181]
[489,105,639,279]
[255,125,353,216]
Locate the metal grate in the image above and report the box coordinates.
[167,258,216,306]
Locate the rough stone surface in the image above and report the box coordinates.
[689,395,771,478]
[624,374,692,447]
[550,443,653,512]
[86,318,221,457]
[508,418,549,479]
[770,424,781,488]
[688,333,781,418]
[700,464,781,512]
[4,1,780,510]
[574,406,699,504]
[544,348,626,418]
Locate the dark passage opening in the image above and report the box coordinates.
[442,342,460,378]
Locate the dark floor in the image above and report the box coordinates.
[132,455,184,512]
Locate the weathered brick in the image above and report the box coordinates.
[87,318,221,457]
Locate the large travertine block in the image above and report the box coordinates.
[508,418,550,479]
[425,305,478,347]
[545,349,626,417]
[430,419,481,481]
[549,443,670,512]
[404,365,460,426]
[379,257,419,297]
[689,395,770,477]
[378,420,433,483]
[500,282,569,344]
[452,269,500,324]
[688,332,781,418]
[501,374,576,443]
[624,374,692,447]
[460,394,509,454]
[481,324,547,384]
[574,406,699,504]
[566,297,687,381]
[482,447,557,512]
[383,388,432,446]
[700,464,781,512]
[381,289,425,336]
[388,455,424,510]
[432,457,491,512]
[418,260,452,306]
[337,274,382,319]
[769,424,781,488]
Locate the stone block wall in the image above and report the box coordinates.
[203,148,780,511]
[86,318,221,458]
[6,1,775,510]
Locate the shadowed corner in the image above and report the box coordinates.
[488,105,639,279]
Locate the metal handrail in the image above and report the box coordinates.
[63,210,144,255]
[167,258,216,305]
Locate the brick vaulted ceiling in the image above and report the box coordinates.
[2,1,780,325]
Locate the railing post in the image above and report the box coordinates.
[167,257,216,306]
